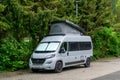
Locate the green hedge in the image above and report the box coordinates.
[92,27,120,60]
[1,28,120,71]
[0,36,32,71]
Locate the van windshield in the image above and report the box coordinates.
[35,42,60,53]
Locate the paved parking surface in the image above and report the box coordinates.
[93,71,120,80]
[1,58,120,80]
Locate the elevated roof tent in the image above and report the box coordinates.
[49,20,85,36]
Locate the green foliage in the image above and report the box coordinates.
[78,0,115,32]
[0,0,120,71]
[0,4,6,12]
[0,21,11,31]
[114,23,120,32]
[0,36,31,71]
[116,0,120,22]
[92,27,120,60]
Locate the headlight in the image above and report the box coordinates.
[46,54,55,59]
[46,61,52,64]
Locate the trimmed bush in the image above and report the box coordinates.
[92,27,120,60]
[0,36,31,71]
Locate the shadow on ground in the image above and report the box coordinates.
[0,65,88,78]
[30,65,86,74]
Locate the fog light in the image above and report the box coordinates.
[46,61,52,64]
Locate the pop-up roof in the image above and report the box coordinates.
[49,20,85,35]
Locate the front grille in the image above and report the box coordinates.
[31,58,46,64]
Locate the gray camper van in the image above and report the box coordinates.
[29,20,93,73]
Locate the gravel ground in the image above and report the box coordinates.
[1,58,120,80]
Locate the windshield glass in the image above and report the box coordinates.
[35,42,60,53]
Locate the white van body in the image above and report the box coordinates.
[29,34,93,72]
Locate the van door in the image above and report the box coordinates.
[65,42,88,66]
[59,42,71,67]
[60,42,84,67]
[59,42,80,67]
[66,42,81,66]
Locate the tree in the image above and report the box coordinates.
[0,0,119,71]
[77,0,115,33]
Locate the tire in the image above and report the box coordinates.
[31,69,39,72]
[84,58,91,67]
[54,61,63,73]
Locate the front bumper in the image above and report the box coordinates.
[29,58,56,70]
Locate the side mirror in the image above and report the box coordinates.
[59,48,65,53]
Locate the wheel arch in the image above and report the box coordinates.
[54,60,63,73]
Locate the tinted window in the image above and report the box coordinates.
[68,42,92,51]
[79,42,91,50]
[69,42,79,51]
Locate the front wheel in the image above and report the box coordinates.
[54,61,63,73]
[84,58,91,67]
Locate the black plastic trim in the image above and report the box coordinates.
[47,34,66,36]
[65,60,85,65]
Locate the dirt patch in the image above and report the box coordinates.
[0,69,30,78]
[95,57,120,62]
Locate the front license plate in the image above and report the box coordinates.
[33,65,42,68]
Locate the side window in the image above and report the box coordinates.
[59,42,67,53]
[69,42,79,51]
[80,42,91,50]
[68,42,92,51]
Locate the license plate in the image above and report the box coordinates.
[33,65,42,68]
